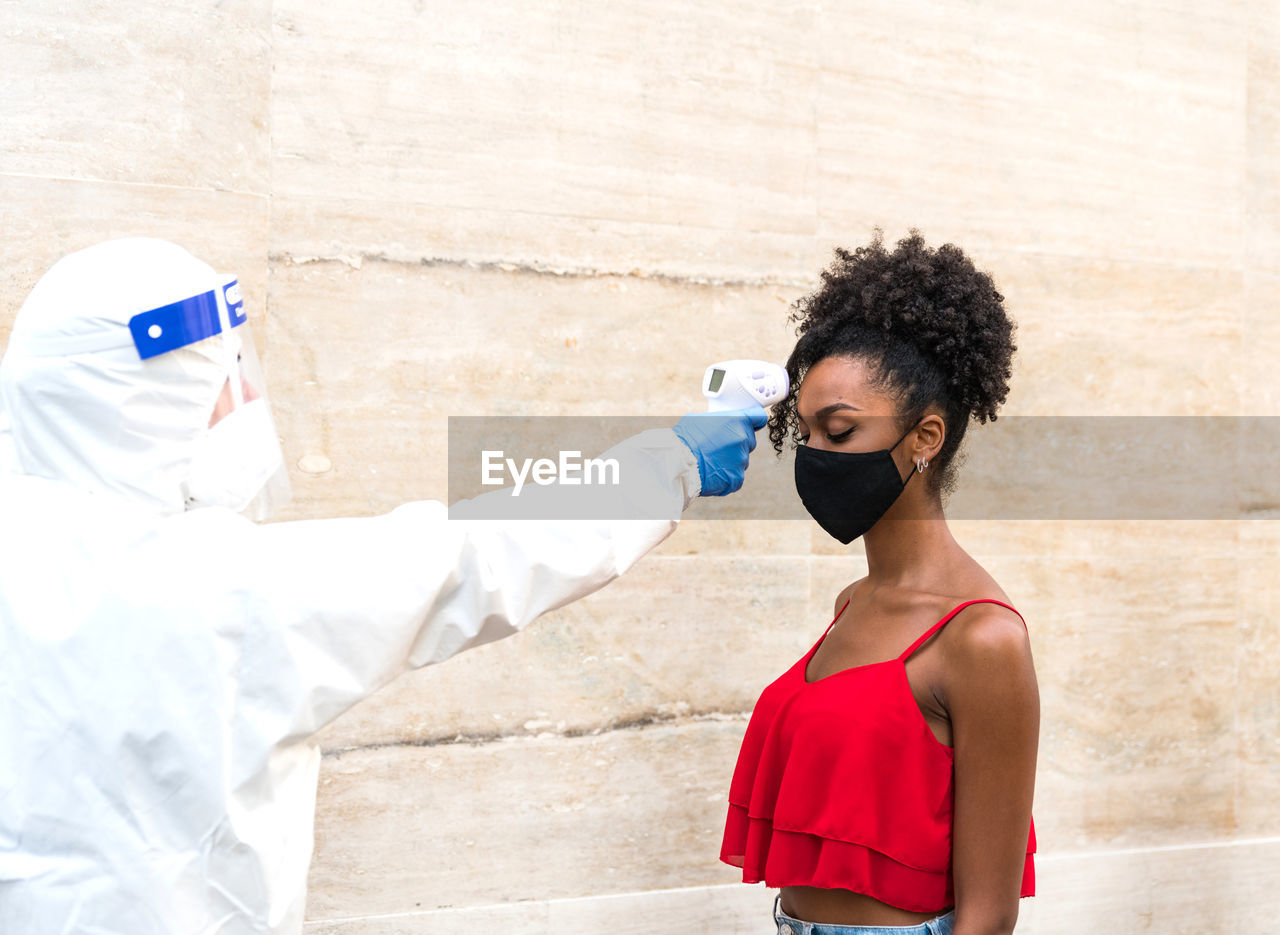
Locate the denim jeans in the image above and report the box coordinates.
[773,893,956,935]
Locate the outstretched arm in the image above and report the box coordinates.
[232,427,700,741]
[196,413,763,745]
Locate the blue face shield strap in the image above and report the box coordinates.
[128,279,246,360]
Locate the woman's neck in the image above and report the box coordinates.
[862,510,958,585]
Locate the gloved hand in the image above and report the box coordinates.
[672,406,769,497]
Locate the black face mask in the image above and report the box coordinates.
[793,419,922,544]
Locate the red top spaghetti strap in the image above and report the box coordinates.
[719,598,1035,912]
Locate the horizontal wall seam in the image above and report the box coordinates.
[268,250,812,287]
[0,169,269,199]
[1036,834,1280,862]
[265,249,1257,286]
[304,881,758,926]
[319,708,750,758]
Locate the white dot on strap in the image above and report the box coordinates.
[147,324,163,339]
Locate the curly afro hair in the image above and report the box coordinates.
[770,229,1016,500]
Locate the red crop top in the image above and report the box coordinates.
[720,598,1035,913]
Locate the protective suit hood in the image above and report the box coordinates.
[0,238,269,514]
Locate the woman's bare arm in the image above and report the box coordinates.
[944,605,1040,935]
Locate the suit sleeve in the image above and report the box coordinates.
[218,427,700,743]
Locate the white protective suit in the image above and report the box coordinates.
[0,239,703,934]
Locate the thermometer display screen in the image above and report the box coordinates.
[708,369,726,393]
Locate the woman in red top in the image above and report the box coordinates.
[720,231,1038,935]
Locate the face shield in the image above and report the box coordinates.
[129,276,291,521]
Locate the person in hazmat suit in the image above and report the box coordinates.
[0,237,767,935]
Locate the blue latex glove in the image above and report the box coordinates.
[672,406,769,497]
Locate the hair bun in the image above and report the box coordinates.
[797,230,1015,423]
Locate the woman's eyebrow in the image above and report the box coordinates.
[813,402,862,420]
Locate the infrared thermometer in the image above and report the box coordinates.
[702,360,789,411]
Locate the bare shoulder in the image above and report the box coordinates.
[934,553,1032,664]
[943,601,1035,676]
[940,601,1040,747]
[833,576,867,616]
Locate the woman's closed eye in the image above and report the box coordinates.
[798,426,855,445]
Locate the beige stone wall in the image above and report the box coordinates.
[4,1,1280,932]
